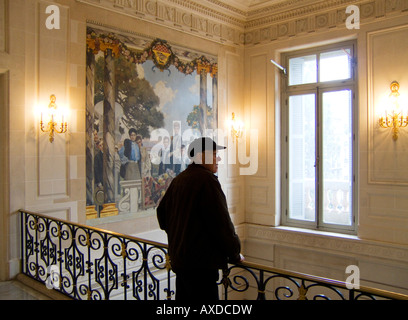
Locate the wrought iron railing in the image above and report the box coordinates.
[221,262,408,300]
[20,209,408,300]
[21,209,173,300]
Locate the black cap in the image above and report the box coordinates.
[188,137,226,158]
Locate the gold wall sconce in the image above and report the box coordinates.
[229,112,244,141]
[379,81,408,141]
[40,94,68,143]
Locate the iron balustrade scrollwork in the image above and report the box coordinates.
[219,260,408,300]
[21,210,174,300]
[20,209,408,300]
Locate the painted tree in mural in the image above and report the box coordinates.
[93,54,163,204]
[115,56,164,137]
[103,47,116,204]
[86,50,95,206]
[94,55,164,138]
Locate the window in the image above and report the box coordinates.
[281,41,357,234]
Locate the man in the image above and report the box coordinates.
[157,137,243,301]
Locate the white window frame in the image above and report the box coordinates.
[281,40,358,234]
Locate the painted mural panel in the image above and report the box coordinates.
[85,26,218,219]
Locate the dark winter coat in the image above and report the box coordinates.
[157,163,241,272]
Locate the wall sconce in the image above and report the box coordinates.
[229,112,244,141]
[379,81,408,141]
[40,94,68,143]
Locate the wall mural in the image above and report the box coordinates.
[85,26,218,219]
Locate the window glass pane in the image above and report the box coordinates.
[288,55,317,86]
[288,94,316,222]
[322,90,353,226]
[320,49,352,82]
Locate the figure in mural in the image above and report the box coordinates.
[119,128,142,181]
[179,144,190,173]
[94,139,104,188]
[94,139,104,212]
[170,121,183,175]
[136,135,152,178]
[114,144,121,200]
[158,136,172,175]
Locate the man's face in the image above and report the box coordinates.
[173,124,180,135]
[130,132,137,141]
[201,150,221,173]
[163,138,169,148]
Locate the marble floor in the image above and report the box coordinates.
[0,280,50,300]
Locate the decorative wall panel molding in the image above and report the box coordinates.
[249,53,267,177]
[37,0,70,197]
[26,201,78,222]
[367,24,408,185]
[246,224,408,263]
[249,185,269,208]
[366,191,408,220]
[0,0,7,53]
[77,0,408,46]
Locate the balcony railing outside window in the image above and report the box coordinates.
[20,210,408,300]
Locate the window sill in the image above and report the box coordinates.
[273,225,360,241]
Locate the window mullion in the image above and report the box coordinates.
[316,86,322,229]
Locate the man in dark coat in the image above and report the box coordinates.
[157,137,243,301]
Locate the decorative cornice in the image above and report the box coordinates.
[200,0,248,17]
[76,0,245,45]
[243,0,408,44]
[76,0,408,46]
[164,0,246,26]
[244,0,356,29]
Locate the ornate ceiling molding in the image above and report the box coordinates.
[77,0,408,46]
[243,0,408,45]
[76,0,246,45]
